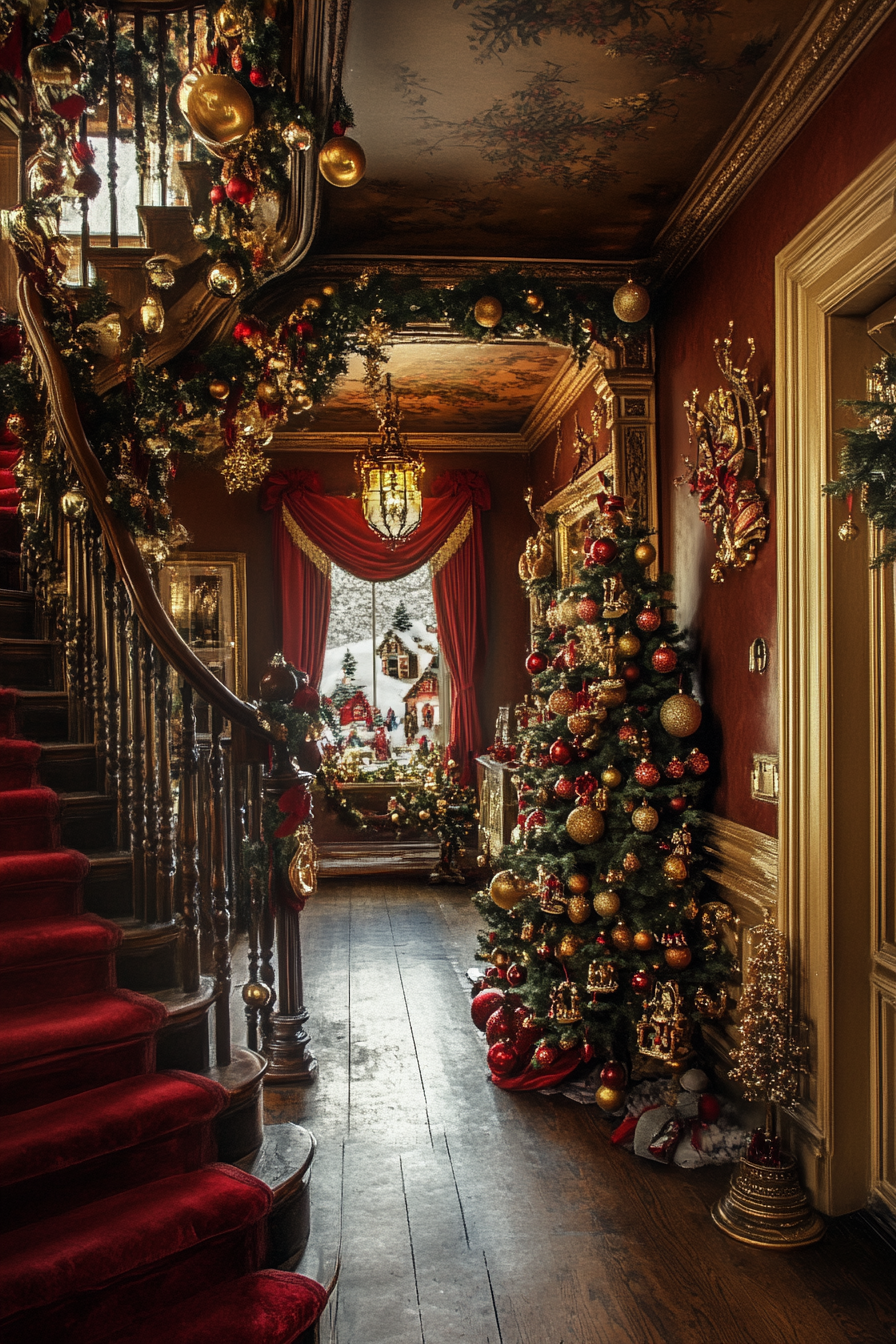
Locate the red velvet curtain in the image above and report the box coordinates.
[260,469,490,778]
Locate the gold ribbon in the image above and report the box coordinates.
[281,503,331,577]
[429,508,472,576]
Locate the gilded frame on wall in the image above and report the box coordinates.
[159,552,248,699]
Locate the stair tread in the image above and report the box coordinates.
[0,913,121,969]
[0,848,90,883]
[0,989,168,1067]
[0,1071,229,1188]
[0,1164,272,1322]
[13,688,66,700]
[40,742,97,756]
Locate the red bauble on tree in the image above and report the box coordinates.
[471,989,504,1031]
[600,1061,627,1087]
[576,597,599,623]
[631,970,652,992]
[651,642,678,673]
[623,663,640,684]
[669,795,688,813]
[590,538,618,565]
[526,650,547,675]
[485,1005,515,1045]
[487,1041,518,1076]
[687,749,710,776]
[209,183,226,205]
[249,67,269,86]
[636,606,662,633]
[549,739,572,765]
[525,808,545,830]
[554,777,576,799]
[534,1043,558,1069]
[633,760,661,788]
[506,963,527,988]
[665,756,686,780]
[618,719,639,744]
[225,174,256,206]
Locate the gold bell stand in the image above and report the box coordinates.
[712,1154,825,1249]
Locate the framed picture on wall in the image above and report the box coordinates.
[159,553,247,699]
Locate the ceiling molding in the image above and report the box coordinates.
[652,0,895,284]
[520,350,606,452]
[290,256,641,287]
[271,431,528,454]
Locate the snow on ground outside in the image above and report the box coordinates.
[321,616,437,743]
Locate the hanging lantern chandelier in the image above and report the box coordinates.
[356,374,424,545]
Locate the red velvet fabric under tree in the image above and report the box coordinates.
[261,468,490,780]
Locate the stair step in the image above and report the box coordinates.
[0,848,91,922]
[0,588,33,638]
[0,637,56,690]
[0,1070,228,1231]
[39,742,100,793]
[0,988,168,1117]
[0,737,40,790]
[0,1163,272,1344]
[236,1123,316,1268]
[154,977,216,1074]
[58,790,116,853]
[83,850,134,919]
[104,1270,328,1344]
[115,918,181,992]
[0,913,120,1009]
[0,785,60,853]
[14,689,68,742]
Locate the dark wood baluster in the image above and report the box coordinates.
[134,13,145,207]
[127,609,147,923]
[78,110,89,287]
[90,530,108,783]
[106,9,118,246]
[80,519,96,744]
[198,741,212,969]
[243,763,263,1051]
[141,626,159,922]
[179,682,201,993]
[63,518,80,742]
[157,14,168,206]
[210,706,231,1066]
[104,563,121,803]
[155,649,176,926]
[113,583,131,849]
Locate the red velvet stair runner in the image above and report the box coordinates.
[0,434,22,574]
[0,668,326,1336]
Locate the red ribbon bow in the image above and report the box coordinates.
[273,784,311,838]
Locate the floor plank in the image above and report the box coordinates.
[254,878,896,1344]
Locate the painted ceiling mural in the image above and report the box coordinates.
[324,0,816,258]
[299,342,570,434]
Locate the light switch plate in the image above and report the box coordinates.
[751,753,779,803]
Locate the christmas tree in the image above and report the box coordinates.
[472,492,730,1097]
[330,648,358,711]
[392,600,412,632]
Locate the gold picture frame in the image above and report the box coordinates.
[159,552,247,699]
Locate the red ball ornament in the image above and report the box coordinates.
[225,174,256,206]
[485,966,500,982]
[471,988,504,1031]
[665,756,686,780]
[526,651,547,675]
[536,942,552,961]
[576,597,599,623]
[485,1005,515,1045]
[209,183,226,205]
[512,1010,539,1055]
[687,749,710,776]
[487,1041,518,1077]
[600,1061,627,1087]
[550,739,572,766]
[506,963,527,988]
[590,538,618,565]
[623,663,640,684]
[582,1042,595,1062]
[636,607,662,633]
[525,807,546,830]
[249,68,269,86]
[534,1043,558,1069]
[669,795,687,813]
[618,720,639,743]
[634,760,661,788]
[631,970,652,993]
[651,642,678,673]
[554,777,576,799]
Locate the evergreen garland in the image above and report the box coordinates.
[824,353,896,568]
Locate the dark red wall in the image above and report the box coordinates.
[170,449,533,746]
[655,13,896,835]
[529,383,611,505]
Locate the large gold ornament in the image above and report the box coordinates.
[565,805,604,845]
[659,690,702,738]
[186,71,255,147]
[567,895,591,924]
[612,278,650,323]
[567,711,592,736]
[489,869,530,911]
[632,802,659,833]
[318,136,366,187]
[207,260,242,298]
[221,442,270,493]
[610,919,633,951]
[556,933,584,959]
[548,688,576,716]
[595,1084,626,1111]
[677,322,770,582]
[592,889,621,917]
[473,296,503,329]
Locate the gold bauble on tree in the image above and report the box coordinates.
[557,596,580,627]
[318,136,366,187]
[567,873,590,895]
[634,540,656,566]
[612,278,650,323]
[548,687,576,716]
[207,260,242,298]
[592,889,621,917]
[595,1085,626,1112]
[633,930,655,951]
[601,764,622,788]
[617,632,641,658]
[556,933,584,959]
[186,72,254,146]
[473,296,503,329]
[214,3,241,37]
[660,690,702,738]
[567,711,592,736]
[283,121,313,152]
[209,378,230,401]
[610,919,633,951]
[565,805,604,845]
[567,895,591,924]
[665,945,693,969]
[524,291,544,313]
[663,855,689,885]
[623,851,641,873]
[489,869,530,911]
[632,802,660,833]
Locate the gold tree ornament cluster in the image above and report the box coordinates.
[471,488,731,1090]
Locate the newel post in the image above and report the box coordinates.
[258,656,318,1084]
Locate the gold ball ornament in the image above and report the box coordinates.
[665,946,693,969]
[548,687,577,716]
[242,980,271,1007]
[610,919,634,951]
[473,295,503,329]
[567,711,592,736]
[186,72,255,147]
[595,1084,626,1111]
[524,292,544,313]
[601,764,622,789]
[663,855,689,885]
[593,889,621,917]
[566,805,605,845]
[321,283,337,297]
[632,802,660,833]
[418,809,431,822]
[659,691,702,738]
[60,488,88,521]
[256,380,282,405]
[612,278,651,323]
[617,632,641,658]
[634,541,657,567]
[633,930,655,951]
[489,869,531,911]
[567,895,591,924]
[491,949,510,968]
[567,872,590,895]
[283,121,313,152]
[215,4,242,38]
[209,379,230,401]
[623,851,641,873]
[207,260,242,298]
[559,1035,578,1051]
[556,933,584,959]
[838,517,859,542]
[557,596,580,627]
[318,136,366,187]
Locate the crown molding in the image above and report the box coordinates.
[520,350,606,452]
[271,431,528,454]
[286,255,641,287]
[652,0,895,285]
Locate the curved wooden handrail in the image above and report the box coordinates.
[17,271,272,742]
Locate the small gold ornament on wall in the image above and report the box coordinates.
[676,322,769,583]
[517,487,554,584]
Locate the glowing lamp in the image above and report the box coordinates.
[355,375,424,545]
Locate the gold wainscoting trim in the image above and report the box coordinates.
[700,812,778,915]
[653,0,895,284]
[281,504,331,577]
[429,508,472,576]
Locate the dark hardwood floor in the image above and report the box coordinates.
[258,879,896,1344]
